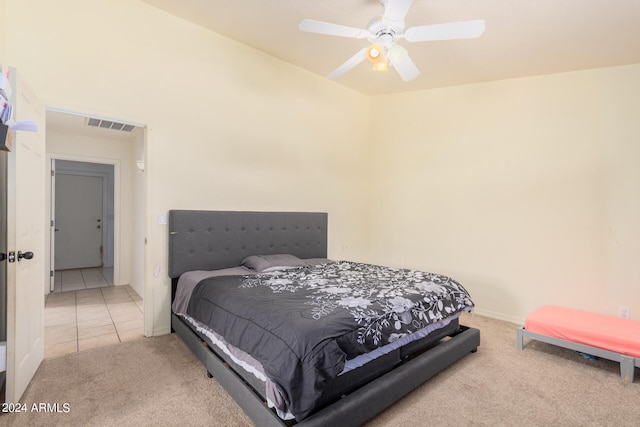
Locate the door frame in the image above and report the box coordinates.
[44,107,150,339]
[46,154,121,292]
[53,165,111,273]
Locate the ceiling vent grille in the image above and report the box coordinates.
[86,117,136,132]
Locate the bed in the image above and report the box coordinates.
[168,210,481,426]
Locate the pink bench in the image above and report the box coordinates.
[517,305,640,383]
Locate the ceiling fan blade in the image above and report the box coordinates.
[382,0,414,22]
[388,44,420,81]
[327,47,369,79]
[405,19,486,42]
[299,19,370,39]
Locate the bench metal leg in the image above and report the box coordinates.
[621,356,635,384]
[516,328,524,350]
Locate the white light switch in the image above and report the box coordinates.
[158,214,168,225]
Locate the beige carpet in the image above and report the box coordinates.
[3,313,640,426]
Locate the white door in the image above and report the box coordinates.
[54,174,103,269]
[49,159,55,292]
[5,72,46,402]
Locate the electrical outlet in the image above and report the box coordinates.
[618,306,630,319]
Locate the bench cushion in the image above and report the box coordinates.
[525,305,640,358]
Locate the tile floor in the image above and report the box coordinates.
[53,267,114,292]
[45,271,144,358]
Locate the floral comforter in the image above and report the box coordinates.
[186,261,473,420]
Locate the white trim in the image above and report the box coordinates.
[49,159,56,292]
[53,165,112,268]
[473,307,525,326]
[142,126,153,337]
[46,106,151,338]
[46,153,121,288]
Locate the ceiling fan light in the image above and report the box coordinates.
[388,44,409,64]
[373,58,389,72]
[366,44,383,63]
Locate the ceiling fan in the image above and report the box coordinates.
[299,0,485,82]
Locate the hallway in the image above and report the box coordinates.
[44,284,144,358]
[52,267,113,292]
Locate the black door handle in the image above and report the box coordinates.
[18,251,34,261]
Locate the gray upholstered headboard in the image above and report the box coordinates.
[168,210,328,279]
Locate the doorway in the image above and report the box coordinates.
[44,109,147,357]
[52,160,115,292]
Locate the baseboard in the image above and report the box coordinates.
[152,325,172,336]
[472,308,524,326]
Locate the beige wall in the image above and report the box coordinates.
[0,0,6,62]
[369,64,640,323]
[6,0,639,331]
[5,0,370,335]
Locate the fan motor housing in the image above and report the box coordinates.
[367,17,404,43]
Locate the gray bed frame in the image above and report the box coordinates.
[168,210,480,426]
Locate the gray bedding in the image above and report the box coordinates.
[185,260,474,420]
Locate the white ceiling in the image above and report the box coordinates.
[47,109,141,141]
[141,0,640,95]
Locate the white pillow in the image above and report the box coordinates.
[240,254,307,272]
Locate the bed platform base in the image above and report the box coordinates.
[173,313,480,426]
[516,328,639,383]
